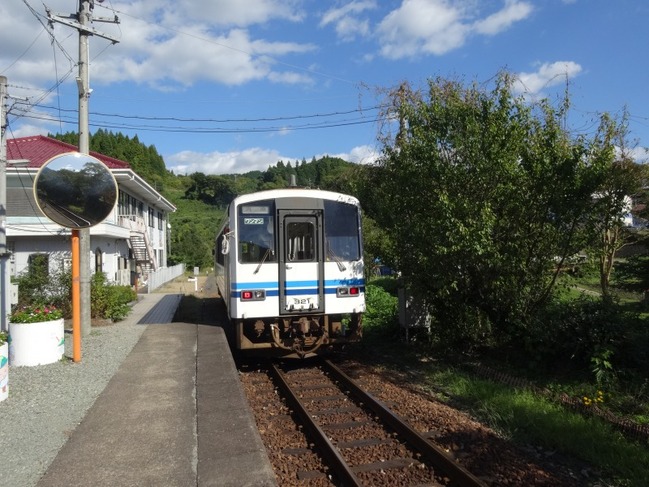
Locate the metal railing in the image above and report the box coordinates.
[146,263,185,293]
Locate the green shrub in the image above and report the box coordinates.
[13,260,135,323]
[525,295,644,380]
[364,284,398,336]
[91,272,137,322]
[12,256,71,317]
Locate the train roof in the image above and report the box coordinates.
[232,188,360,206]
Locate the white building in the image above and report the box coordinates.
[6,135,176,287]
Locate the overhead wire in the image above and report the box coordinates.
[17,101,381,123]
[17,110,379,134]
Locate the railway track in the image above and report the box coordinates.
[267,359,487,486]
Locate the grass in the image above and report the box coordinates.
[434,370,648,480]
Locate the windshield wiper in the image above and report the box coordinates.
[327,247,347,272]
[254,248,273,274]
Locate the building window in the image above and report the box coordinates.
[129,195,137,220]
[95,248,103,273]
[148,207,155,228]
[118,191,127,216]
[157,211,163,230]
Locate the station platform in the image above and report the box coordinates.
[37,292,278,487]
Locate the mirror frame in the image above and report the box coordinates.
[33,152,118,229]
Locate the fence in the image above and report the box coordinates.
[146,263,186,293]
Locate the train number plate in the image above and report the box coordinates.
[243,218,264,225]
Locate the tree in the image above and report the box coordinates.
[371,75,612,347]
[585,113,647,296]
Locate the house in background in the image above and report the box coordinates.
[6,135,176,287]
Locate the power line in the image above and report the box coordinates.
[15,101,380,123]
[16,111,379,134]
[8,96,381,134]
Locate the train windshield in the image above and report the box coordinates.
[238,201,276,263]
[324,200,361,261]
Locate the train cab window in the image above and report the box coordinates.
[238,211,276,264]
[286,222,315,262]
[324,200,361,261]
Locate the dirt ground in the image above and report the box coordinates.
[150,274,219,297]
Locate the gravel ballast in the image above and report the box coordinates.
[0,320,147,487]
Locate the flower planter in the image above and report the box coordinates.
[0,342,8,402]
[8,319,65,367]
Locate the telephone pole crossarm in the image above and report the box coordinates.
[46,4,120,44]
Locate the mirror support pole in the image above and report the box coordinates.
[72,229,81,363]
[80,230,91,337]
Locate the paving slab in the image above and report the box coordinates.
[38,292,277,487]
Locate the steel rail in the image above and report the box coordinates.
[323,359,487,487]
[268,363,363,487]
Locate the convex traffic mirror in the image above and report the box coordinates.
[34,152,118,229]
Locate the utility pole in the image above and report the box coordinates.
[1,79,30,333]
[0,76,8,332]
[48,0,119,338]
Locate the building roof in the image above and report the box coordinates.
[7,135,131,169]
[6,135,176,213]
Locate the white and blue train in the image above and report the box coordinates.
[215,188,365,358]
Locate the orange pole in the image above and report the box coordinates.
[71,229,81,362]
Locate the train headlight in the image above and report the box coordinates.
[241,289,266,301]
[336,286,360,297]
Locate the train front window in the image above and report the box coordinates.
[324,200,361,261]
[238,203,276,264]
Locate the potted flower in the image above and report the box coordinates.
[0,331,8,401]
[8,304,65,367]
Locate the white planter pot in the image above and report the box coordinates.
[0,342,8,401]
[9,319,65,367]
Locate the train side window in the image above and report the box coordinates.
[286,222,315,262]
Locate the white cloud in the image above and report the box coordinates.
[514,61,583,95]
[0,0,315,93]
[166,144,378,175]
[320,1,377,41]
[473,0,534,36]
[326,144,380,165]
[625,146,649,164]
[377,0,467,58]
[93,27,316,88]
[166,147,294,175]
[6,123,50,140]
[376,0,533,59]
[175,0,304,27]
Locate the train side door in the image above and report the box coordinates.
[278,211,324,314]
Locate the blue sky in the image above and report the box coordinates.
[2,0,648,175]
